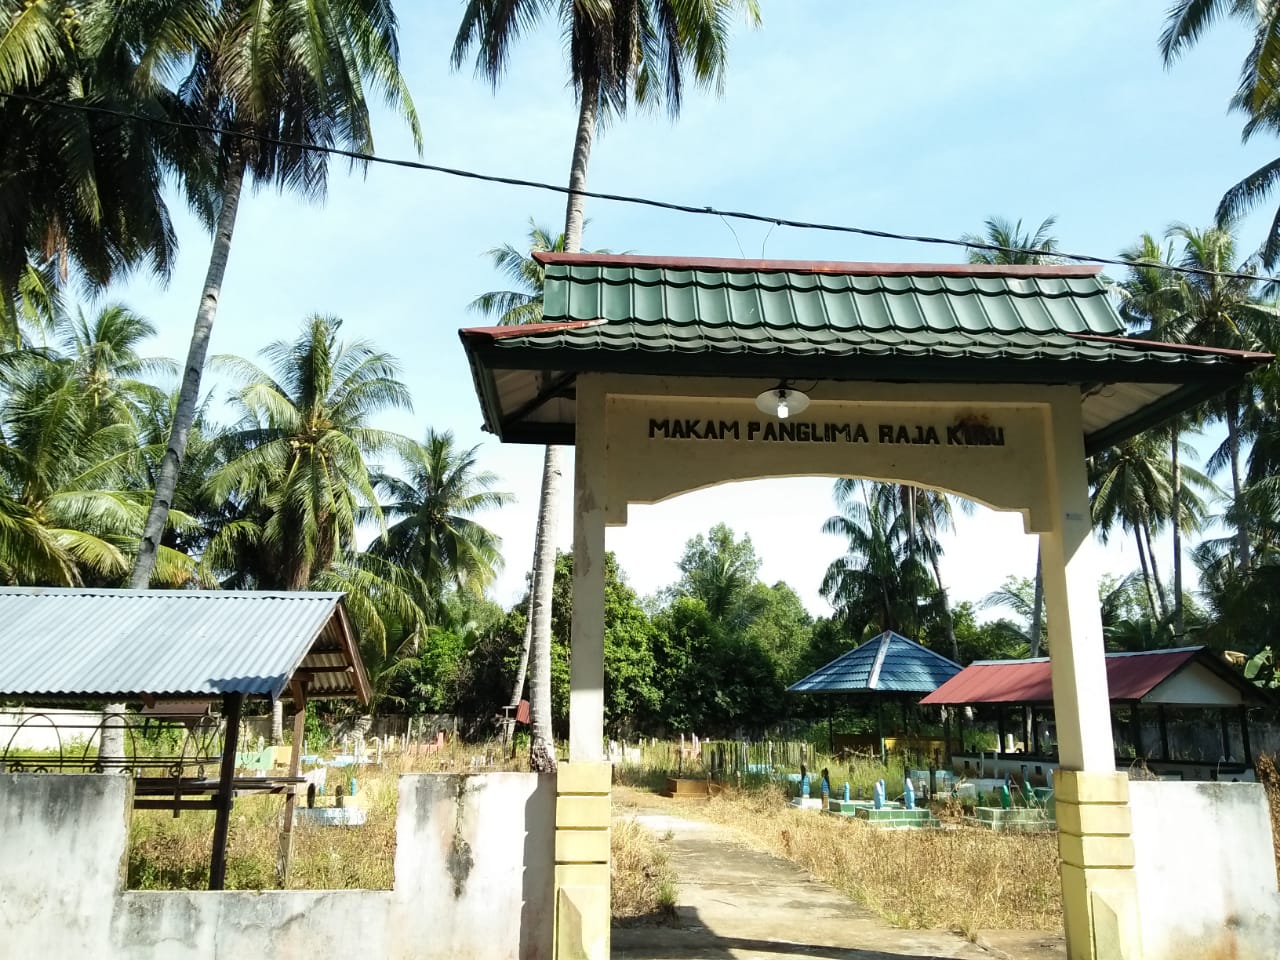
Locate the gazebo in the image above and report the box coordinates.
[0,586,370,888]
[921,646,1269,784]
[461,252,1272,959]
[787,629,961,761]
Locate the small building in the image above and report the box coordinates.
[919,646,1268,784]
[787,629,961,762]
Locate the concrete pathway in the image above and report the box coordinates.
[611,796,1065,960]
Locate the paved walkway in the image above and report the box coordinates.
[611,794,1066,960]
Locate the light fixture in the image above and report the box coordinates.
[755,383,810,420]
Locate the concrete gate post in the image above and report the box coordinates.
[558,374,611,960]
[1042,393,1141,960]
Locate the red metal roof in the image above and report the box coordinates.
[920,648,1207,706]
[531,251,1104,279]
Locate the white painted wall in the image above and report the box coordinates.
[1129,780,1280,960]
[0,772,554,960]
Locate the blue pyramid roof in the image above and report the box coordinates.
[787,630,962,694]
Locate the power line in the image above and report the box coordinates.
[3,88,1277,287]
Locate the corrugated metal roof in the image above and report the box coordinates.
[919,646,1261,706]
[460,254,1270,450]
[0,587,370,704]
[787,630,962,694]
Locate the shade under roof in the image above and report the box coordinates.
[0,587,371,704]
[460,254,1272,452]
[788,630,962,694]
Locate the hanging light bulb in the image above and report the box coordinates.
[754,383,810,420]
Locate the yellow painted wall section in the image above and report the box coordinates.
[554,763,611,960]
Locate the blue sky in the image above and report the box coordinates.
[110,3,1277,618]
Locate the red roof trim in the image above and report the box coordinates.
[532,251,1104,279]
[460,319,603,342]
[1068,332,1274,362]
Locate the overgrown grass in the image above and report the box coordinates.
[127,746,678,920]
[610,818,678,922]
[617,782,1061,936]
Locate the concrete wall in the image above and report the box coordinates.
[0,772,554,960]
[1129,780,1280,960]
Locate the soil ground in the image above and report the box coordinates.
[611,791,1067,960]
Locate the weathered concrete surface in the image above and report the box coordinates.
[1129,780,1280,960]
[611,798,1064,960]
[0,772,554,960]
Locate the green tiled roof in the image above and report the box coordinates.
[542,263,1124,338]
[459,255,1271,449]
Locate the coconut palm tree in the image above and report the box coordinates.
[821,482,939,638]
[470,221,566,325]
[0,0,208,343]
[1165,223,1278,572]
[373,428,513,617]
[963,214,1061,654]
[453,0,760,770]
[130,0,422,589]
[848,479,971,662]
[1115,232,1205,637]
[205,314,416,739]
[1160,2,1280,266]
[0,305,192,586]
[1089,432,1213,625]
[209,315,416,591]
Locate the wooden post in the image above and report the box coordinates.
[1158,704,1170,761]
[876,697,885,765]
[1219,708,1232,763]
[1128,704,1143,760]
[827,705,833,754]
[210,692,244,890]
[943,709,952,763]
[997,706,1007,756]
[276,681,307,886]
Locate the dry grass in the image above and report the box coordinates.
[128,745,679,921]
[654,783,1061,937]
[610,817,678,921]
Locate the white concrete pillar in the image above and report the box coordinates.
[1041,392,1116,773]
[569,374,607,762]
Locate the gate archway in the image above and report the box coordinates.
[461,253,1271,960]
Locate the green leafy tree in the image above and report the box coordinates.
[546,551,661,737]
[131,0,423,589]
[673,522,763,630]
[453,0,760,770]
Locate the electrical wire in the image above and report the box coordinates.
[3,88,1277,286]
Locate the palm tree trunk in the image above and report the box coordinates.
[528,444,563,772]
[562,74,598,254]
[929,556,959,662]
[270,698,284,745]
[129,157,246,588]
[1134,526,1158,620]
[1171,422,1184,639]
[522,73,601,772]
[1226,392,1250,571]
[1029,548,1044,658]
[505,544,537,746]
[1143,520,1169,620]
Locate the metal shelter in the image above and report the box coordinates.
[0,587,370,888]
[787,630,961,760]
